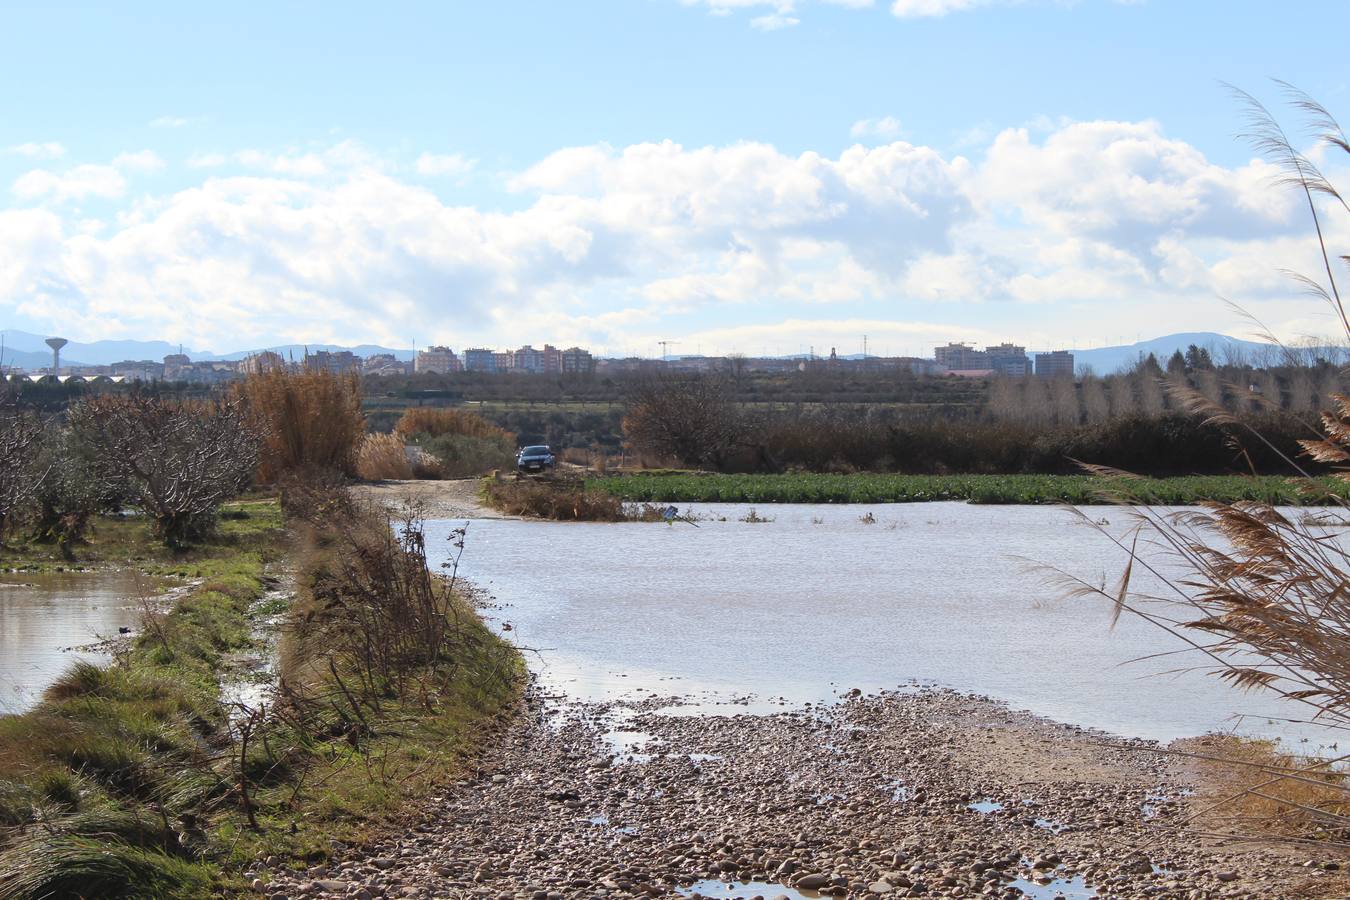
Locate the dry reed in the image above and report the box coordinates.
[355,432,413,481]
[1062,86,1350,847]
[236,369,366,483]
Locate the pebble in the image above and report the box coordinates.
[257,688,1319,900]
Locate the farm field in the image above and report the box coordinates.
[587,471,1350,505]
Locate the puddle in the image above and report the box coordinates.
[1034,818,1069,833]
[969,799,1004,814]
[0,571,174,714]
[679,880,820,899]
[1008,874,1097,899]
[589,815,609,826]
[603,728,663,763]
[883,779,910,801]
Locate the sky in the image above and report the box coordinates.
[2,1,1350,359]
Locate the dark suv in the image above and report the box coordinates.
[516,445,556,473]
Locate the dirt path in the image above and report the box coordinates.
[349,479,499,520]
[254,689,1346,900]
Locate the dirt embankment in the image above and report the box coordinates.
[251,689,1345,900]
[349,479,497,520]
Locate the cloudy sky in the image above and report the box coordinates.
[2,1,1349,357]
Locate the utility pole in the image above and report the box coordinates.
[658,340,679,361]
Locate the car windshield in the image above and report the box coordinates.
[520,446,550,454]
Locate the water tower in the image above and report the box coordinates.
[45,337,67,376]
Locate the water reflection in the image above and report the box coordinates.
[0,571,168,714]
[425,503,1338,745]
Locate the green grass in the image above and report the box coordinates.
[588,472,1350,506]
[0,499,283,899]
[0,497,524,897]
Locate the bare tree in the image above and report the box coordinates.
[0,396,46,540]
[623,374,746,469]
[69,394,261,548]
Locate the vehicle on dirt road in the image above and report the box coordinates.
[516,445,556,473]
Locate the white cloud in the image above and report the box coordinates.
[149,115,203,128]
[12,165,128,203]
[851,116,904,139]
[0,122,1339,350]
[415,152,476,178]
[6,142,66,160]
[113,150,166,172]
[751,12,800,28]
[890,0,998,17]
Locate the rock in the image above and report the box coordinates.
[1215,872,1238,883]
[491,774,508,784]
[313,881,348,893]
[252,879,267,893]
[1119,854,1153,875]
[796,874,832,890]
[868,881,895,894]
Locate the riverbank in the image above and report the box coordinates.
[254,686,1346,899]
[0,498,524,899]
[589,472,1347,506]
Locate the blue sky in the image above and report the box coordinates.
[2,0,1349,357]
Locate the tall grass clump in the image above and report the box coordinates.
[483,477,625,521]
[394,407,515,477]
[1062,86,1350,846]
[237,369,366,484]
[355,432,414,481]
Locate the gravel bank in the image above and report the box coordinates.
[252,688,1347,900]
[349,479,498,520]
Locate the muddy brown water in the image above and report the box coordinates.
[425,502,1340,748]
[0,571,169,714]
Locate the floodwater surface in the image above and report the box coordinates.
[0,571,167,714]
[425,503,1336,745]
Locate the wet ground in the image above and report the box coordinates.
[0,570,170,713]
[254,688,1348,899]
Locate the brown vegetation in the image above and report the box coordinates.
[481,477,625,521]
[355,432,414,481]
[1066,87,1350,847]
[67,393,260,548]
[237,369,366,484]
[394,406,513,442]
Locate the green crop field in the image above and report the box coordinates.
[587,472,1350,506]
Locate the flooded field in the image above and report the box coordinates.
[0,571,167,714]
[425,502,1333,746]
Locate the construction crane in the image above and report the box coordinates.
[658,340,680,361]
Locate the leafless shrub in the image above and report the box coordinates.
[0,395,47,541]
[284,505,474,713]
[69,393,260,548]
[623,374,747,469]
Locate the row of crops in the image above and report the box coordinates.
[587,472,1350,506]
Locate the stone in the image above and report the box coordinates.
[868,882,895,894]
[796,874,832,890]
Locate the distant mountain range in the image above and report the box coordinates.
[0,330,412,370]
[1066,332,1284,374]
[0,328,1327,375]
